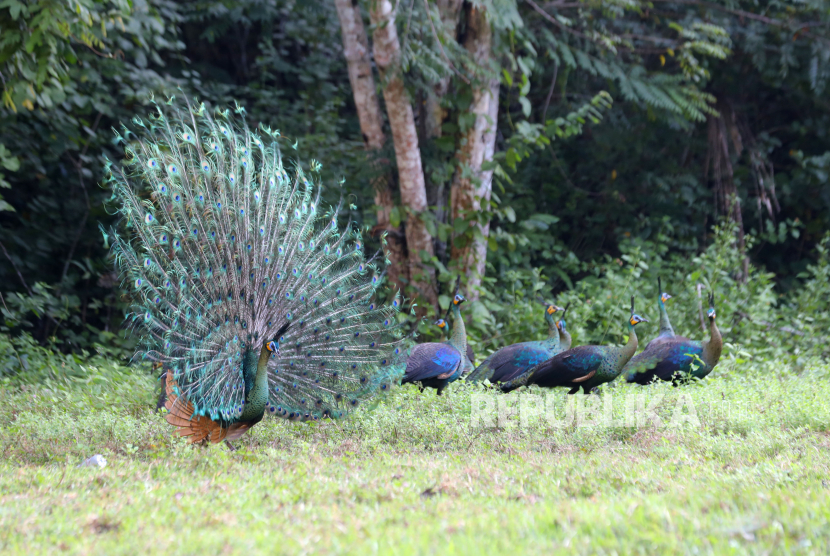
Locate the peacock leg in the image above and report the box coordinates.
[224,441,237,452]
[568,386,579,395]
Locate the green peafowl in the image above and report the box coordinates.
[465,302,566,387]
[655,277,675,340]
[556,302,572,351]
[503,297,648,394]
[402,293,470,395]
[103,97,408,446]
[624,292,722,385]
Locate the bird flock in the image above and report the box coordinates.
[403,278,722,397]
[107,97,723,448]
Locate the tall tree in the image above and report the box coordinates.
[369,0,438,311]
[450,5,499,300]
[333,0,407,291]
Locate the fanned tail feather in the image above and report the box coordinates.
[107,96,409,424]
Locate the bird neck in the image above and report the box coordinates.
[239,345,271,421]
[559,328,572,350]
[449,305,467,354]
[545,313,561,348]
[702,317,723,366]
[618,323,639,368]
[658,298,674,337]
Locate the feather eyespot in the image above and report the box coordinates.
[159,234,167,244]
[147,159,158,169]
[201,161,210,172]
[211,142,219,152]
[167,164,177,174]
[134,278,143,289]
[145,213,154,224]
[192,227,198,236]
[246,243,252,251]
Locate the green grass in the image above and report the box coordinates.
[2,356,830,555]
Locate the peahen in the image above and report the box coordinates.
[402,293,470,394]
[624,292,722,385]
[104,97,408,446]
[466,302,566,386]
[504,297,648,394]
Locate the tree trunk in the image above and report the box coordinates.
[369,0,438,312]
[424,0,464,139]
[423,0,464,269]
[450,5,498,301]
[334,0,407,292]
[705,101,749,283]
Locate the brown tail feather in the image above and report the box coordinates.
[163,376,229,444]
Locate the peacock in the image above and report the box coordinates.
[465,302,566,387]
[503,297,648,394]
[556,302,572,351]
[624,292,722,385]
[618,278,675,383]
[103,97,408,446]
[402,292,469,395]
[654,277,675,340]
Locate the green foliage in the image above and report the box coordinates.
[0,0,132,111]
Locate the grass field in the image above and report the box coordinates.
[2,355,830,555]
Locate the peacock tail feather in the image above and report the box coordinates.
[104,96,408,425]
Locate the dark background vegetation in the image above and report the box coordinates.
[1,0,828,373]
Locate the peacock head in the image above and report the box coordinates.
[264,322,292,353]
[544,304,565,326]
[658,277,672,304]
[707,292,716,320]
[452,293,466,306]
[434,319,448,329]
[628,296,649,327]
[557,319,567,332]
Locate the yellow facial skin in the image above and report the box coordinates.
[661,292,672,303]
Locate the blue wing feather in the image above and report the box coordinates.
[403,343,463,382]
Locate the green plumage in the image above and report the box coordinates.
[104,97,408,426]
[504,297,648,394]
[466,304,565,385]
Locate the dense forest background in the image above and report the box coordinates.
[1,0,829,372]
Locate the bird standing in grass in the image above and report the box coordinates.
[504,297,648,394]
[104,97,407,447]
[624,292,722,384]
[402,292,469,395]
[466,303,566,387]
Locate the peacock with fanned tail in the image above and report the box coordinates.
[103,97,408,446]
[624,292,722,385]
[503,297,648,394]
[402,291,471,395]
[466,302,566,387]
